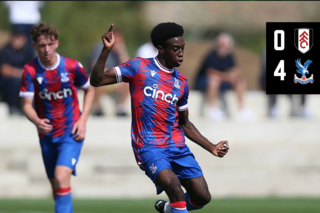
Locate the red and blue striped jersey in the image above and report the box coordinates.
[114,57,189,148]
[19,53,90,141]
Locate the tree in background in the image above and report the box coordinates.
[0,1,150,70]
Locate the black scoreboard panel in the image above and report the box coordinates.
[266,22,320,94]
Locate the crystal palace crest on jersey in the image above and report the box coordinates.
[60,72,69,82]
[174,78,180,89]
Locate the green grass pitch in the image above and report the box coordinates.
[0,198,319,213]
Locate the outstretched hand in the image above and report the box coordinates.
[101,24,115,51]
[212,141,229,158]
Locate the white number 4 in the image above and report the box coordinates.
[274,60,286,81]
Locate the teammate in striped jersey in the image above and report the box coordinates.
[20,22,94,213]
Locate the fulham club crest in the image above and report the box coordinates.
[294,28,313,54]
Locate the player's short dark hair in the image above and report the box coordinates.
[31,22,59,42]
[150,22,184,48]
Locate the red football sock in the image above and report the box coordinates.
[56,187,71,196]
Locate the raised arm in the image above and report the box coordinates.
[178,109,229,157]
[90,24,117,87]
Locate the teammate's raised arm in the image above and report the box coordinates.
[90,24,118,87]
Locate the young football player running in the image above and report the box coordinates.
[20,22,94,213]
[90,22,229,213]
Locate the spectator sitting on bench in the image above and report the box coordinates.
[194,33,254,121]
[0,28,33,115]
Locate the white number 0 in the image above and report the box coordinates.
[274,30,285,51]
[274,60,286,81]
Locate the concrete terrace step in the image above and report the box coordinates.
[1,90,320,119]
[1,91,320,198]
